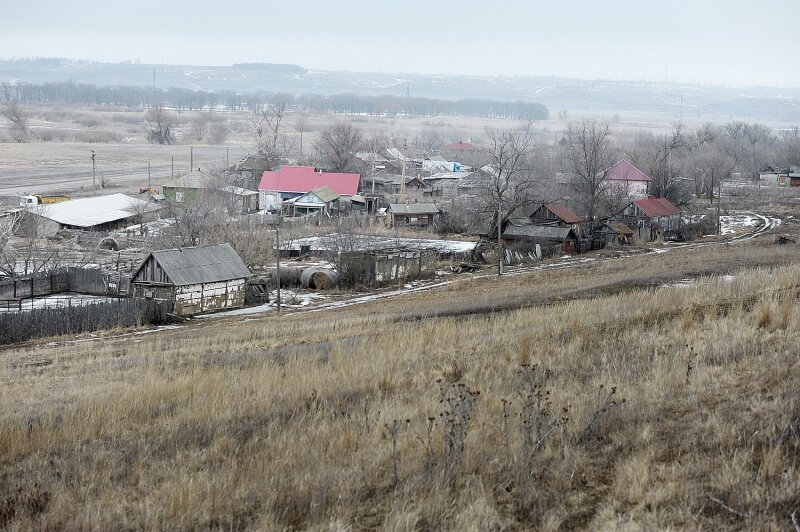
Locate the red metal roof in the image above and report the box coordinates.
[602,159,651,182]
[447,141,477,151]
[258,166,360,196]
[545,203,584,224]
[633,197,681,218]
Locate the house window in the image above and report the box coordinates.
[175,191,184,203]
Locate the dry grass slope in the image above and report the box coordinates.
[1,244,800,529]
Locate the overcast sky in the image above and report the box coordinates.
[3,0,799,86]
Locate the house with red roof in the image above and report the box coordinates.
[610,196,682,242]
[528,203,587,238]
[257,166,360,211]
[446,141,477,152]
[601,159,651,198]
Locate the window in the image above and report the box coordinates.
[175,191,184,203]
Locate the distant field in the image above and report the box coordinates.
[0,98,754,205]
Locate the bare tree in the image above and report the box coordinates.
[206,115,229,145]
[1,99,29,142]
[145,106,176,145]
[252,102,288,169]
[315,121,363,172]
[483,122,540,274]
[293,113,311,156]
[563,120,617,223]
[631,122,692,205]
[415,128,443,154]
[190,113,209,141]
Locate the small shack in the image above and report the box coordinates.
[386,203,440,228]
[502,224,578,255]
[339,248,437,287]
[594,222,634,247]
[130,243,251,316]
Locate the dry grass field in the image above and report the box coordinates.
[0,101,695,204]
[1,238,799,530]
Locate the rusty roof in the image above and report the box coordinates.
[633,197,681,218]
[543,203,584,224]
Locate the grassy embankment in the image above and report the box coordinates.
[1,239,799,529]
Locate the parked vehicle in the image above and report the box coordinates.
[19,195,70,208]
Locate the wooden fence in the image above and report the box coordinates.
[0,268,130,302]
[0,298,174,345]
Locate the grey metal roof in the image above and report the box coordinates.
[502,224,575,241]
[145,243,251,286]
[388,203,440,215]
[31,193,160,228]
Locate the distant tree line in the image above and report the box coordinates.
[230,63,307,74]
[0,81,548,120]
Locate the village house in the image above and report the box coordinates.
[18,193,161,237]
[162,171,259,214]
[610,196,682,242]
[257,166,360,211]
[386,203,441,228]
[365,173,429,195]
[601,159,651,198]
[282,186,340,217]
[130,243,251,316]
[528,203,586,237]
[456,170,493,196]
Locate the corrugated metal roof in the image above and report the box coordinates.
[633,197,681,218]
[543,203,584,224]
[258,166,360,196]
[388,203,440,215]
[141,243,251,286]
[220,185,258,196]
[604,222,634,235]
[311,186,340,203]
[602,159,651,182]
[31,193,159,228]
[503,224,575,241]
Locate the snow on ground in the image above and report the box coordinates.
[719,214,760,235]
[0,292,119,312]
[196,290,328,319]
[283,234,477,254]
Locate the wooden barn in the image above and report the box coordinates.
[131,243,251,316]
[502,224,579,255]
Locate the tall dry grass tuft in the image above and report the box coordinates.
[1,253,800,528]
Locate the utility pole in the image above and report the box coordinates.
[190,147,194,172]
[497,201,504,276]
[171,156,174,178]
[226,147,229,168]
[716,176,722,236]
[148,158,151,191]
[275,216,282,314]
[91,150,96,188]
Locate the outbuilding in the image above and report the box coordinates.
[130,243,251,316]
[386,203,440,228]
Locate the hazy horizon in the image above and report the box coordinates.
[3,0,799,88]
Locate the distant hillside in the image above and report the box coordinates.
[1,58,799,124]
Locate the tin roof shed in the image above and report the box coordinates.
[132,243,251,286]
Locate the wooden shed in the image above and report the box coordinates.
[130,243,251,316]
